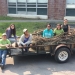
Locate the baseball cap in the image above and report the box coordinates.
[2,33,7,36]
[23,29,27,33]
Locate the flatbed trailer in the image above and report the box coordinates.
[7,42,75,63]
[4,28,75,63]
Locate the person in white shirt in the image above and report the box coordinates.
[18,29,32,52]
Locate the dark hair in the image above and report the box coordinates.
[6,23,16,37]
[47,23,51,27]
[10,24,16,36]
[56,24,61,30]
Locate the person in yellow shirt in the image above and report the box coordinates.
[0,33,11,69]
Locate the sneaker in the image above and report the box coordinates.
[1,64,4,70]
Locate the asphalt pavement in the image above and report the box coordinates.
[0,54,75,75]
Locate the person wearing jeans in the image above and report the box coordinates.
[0,33,11,69]
[0,50,7,65]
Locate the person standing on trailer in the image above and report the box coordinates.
[62,19,70,34]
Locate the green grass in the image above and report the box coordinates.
[0,22,75,37]
[0,16,43,20]
[0,22,48,36]
[0,16,14,20]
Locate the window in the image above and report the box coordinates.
[38,0,48,3]
[8,5,16,8]
[37,0,47,15]
[66,0,75,4]
[9,8,16,14]
[37,8,47,15]
[66,0,75,16]
[8,0,16,3]
[17,5,26,7]
[27,8,36,12]
[17,8,26,11]
[27,5,36,7]
[8,0,48,15]
[17,8,26,14]
[66,9,75,16]
[17,0,26,7]
[8,0,16,6]
[37,5,47,7]
[27,8,36,15]
[27,0,36,3]
[17,0,26,5]
[17,0,26,3]
[27,0,36,14]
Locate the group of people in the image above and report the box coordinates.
[0,19,70,69]
[0,23,33,69]
[43,19,70,38]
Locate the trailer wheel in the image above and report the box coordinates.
[55,47,71,63]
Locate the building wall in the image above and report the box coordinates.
[0,0,7,16]
[0,0,66,20]
[48,0,66,20]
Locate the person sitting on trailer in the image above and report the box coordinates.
[54,24,64,36]
[18,29,32,52]
[0,33,11,69]
[6,23,17,43]
[43,23,54,38]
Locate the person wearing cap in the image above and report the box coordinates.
[0,33,11,69]
[18,29,32,52]
[54,24,64,35]
[43,23,54,38]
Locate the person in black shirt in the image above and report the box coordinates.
[62,19,70,34]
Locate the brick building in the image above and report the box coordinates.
[0,0,7,16]
[0,0,75,20]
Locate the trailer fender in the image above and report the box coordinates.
[54,44,71,54]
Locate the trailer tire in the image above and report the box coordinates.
[55,47,71,63]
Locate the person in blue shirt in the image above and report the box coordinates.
[43,24,54,38]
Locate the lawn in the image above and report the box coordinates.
[0,16,43,20]
[0,21,75,37]
[0,22,48,36]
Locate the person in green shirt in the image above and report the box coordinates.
[54,24,64,35]
[0,33,11,69]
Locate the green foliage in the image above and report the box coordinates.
[0,22,48,36]
[0,16,14,20]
